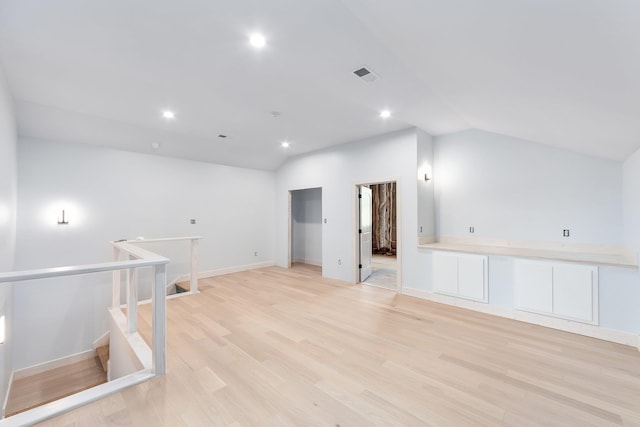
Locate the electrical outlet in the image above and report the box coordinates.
[420,226,423,233]
[338,259,342,265]
[324,218,327,224]
[563,229,570,237]
[254,251,258,257]
[469,226,475,234]
[190,219,196,225]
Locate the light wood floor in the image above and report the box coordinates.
[6,357,107,417]
[35,264,640,426]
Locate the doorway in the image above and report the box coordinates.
[288,188,323,272]
[357,181,399,291]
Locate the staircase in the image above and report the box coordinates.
[175,282,189,293]
[167,281,190,295]
[96,344,109,373]
[5,348,108,417]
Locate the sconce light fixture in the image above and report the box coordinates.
[418,164,432,182]
[0,316,5,344]
[57,210,69,225]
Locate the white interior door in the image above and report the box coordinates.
[359,186,373,282]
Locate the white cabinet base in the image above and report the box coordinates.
[553,264,597,323]
[458,255,487,301]
[515,261,552,313]
[433,251,488,303]
[403,287,635,347]
[515,260,598,325]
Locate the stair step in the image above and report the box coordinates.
[175,282,189,293]
[96,345,109,373]
[5,357,107,417]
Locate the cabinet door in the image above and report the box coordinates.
[515,261,553,314]
[553,264,596,323]
[433,252,458,295]
[458,254,487,302]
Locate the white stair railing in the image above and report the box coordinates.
[120,236,202,295]
[0,241,169,426]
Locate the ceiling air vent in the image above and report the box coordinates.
[353,66,379,83]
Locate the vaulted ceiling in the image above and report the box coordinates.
[1,0,639,170]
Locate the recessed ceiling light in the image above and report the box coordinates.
[162,110,175,120]
[379,109,391,119]
[151,142,160,151]
[249,33,266,48]
[281,141,290,148]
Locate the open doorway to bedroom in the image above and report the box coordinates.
[357,181,399,291]
[288,188,323,273]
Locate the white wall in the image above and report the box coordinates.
[0,63,17,411]
[623,148,640,252]
[13,139,276,369]
[408,129,639,336]
[616,147,640,335]
[434,129,623,244]
[417,129,435,242]
[291,188,322,265]
[108,313,143,380]
[276,128,429,289]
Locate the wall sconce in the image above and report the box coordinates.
[418,164,432,182]
[0,316,5,344]
[57,210,69,225]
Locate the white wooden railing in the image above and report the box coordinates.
[0,240,170,426]
[118,236,201,296]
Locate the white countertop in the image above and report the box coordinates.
[418,241,638,268]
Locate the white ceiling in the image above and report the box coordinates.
[1,0,639,170]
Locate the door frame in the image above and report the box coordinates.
[287,190,292,269]
[288,187,323,272]
[352,178,402,293]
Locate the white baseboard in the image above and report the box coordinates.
[1,371,13,419]
[13,349,96,381]
[92,331,109,350]
[292,258,322,267]
[166,261,277,291]
[138,261,276,309]
[173,261,276,283]
[165,279,178,291]
[138,262,277,306]
[402,287,639,348]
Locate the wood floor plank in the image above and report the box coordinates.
[6,357,107,417]
[30,265,640,426]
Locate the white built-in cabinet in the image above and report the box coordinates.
[433,251,488,303]
[515,260,598,325]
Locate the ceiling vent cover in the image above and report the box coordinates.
[353,66,379,83]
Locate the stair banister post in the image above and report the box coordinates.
[112,246,121,309]
[126,255,138,333]
[152,263,167,375]
[190,238,198,294]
